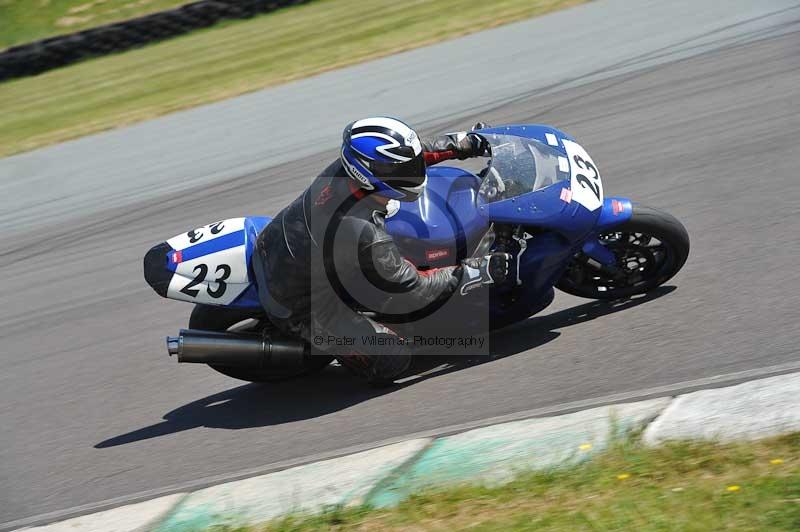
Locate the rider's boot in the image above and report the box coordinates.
[337,337,412,387]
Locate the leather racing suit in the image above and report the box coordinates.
[252,134,486,378]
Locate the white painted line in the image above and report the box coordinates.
[6,360,799,532]
[396,363,452,384]
[558,156,569,172]
[545,133,558,146]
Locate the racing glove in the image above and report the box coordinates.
[453,132,489,159]
[458,252,512,295]
[424,132,490,161]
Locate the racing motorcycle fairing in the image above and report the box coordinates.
[385,165,490,268]
[473,130,603,240]
[471,126,633,269]
[144,216,269,309]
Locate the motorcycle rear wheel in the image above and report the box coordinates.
[188,304,333,382]
[556,205,689,300]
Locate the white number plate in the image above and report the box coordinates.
[562,140,603,212]
[165,218,251,305]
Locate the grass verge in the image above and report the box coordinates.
[227,433,799,531]
[0,0,586,158]
[0,0,192,49]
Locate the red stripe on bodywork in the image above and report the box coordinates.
[424,150,457,165]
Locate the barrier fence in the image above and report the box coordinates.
[0,0,310,82]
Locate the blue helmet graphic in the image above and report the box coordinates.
[341,117,427,201]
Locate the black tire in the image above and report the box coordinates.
[556,205,689,300]
[188,304,332,382]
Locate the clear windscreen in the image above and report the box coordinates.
[477,134,565,203]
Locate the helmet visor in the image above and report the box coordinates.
[369,155,426,189]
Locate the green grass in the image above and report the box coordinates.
[232,433,800,531]
[0,0,586,158]
[0,0,192,48]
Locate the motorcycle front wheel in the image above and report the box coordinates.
[188,304,333,382]
[556,205,689,300]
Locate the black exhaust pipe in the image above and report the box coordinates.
[166,329,308,369]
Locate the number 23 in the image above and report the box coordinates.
[187,221,225,244]
[573,155,601,200]
[179,263,231,298]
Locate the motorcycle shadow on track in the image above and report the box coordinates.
[407,285,677,379]
[94,368,390,448]
[95,286,674,449]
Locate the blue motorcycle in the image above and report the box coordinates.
[144,125,689,383]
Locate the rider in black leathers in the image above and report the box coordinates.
[253,118,509,384]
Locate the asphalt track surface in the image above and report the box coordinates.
[2,3,800,529]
